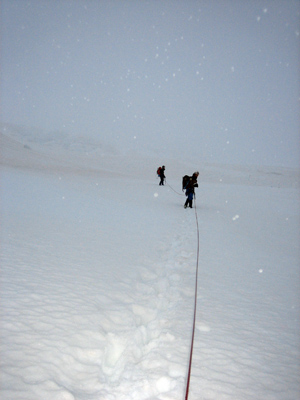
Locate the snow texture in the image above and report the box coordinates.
[0,129,300,400]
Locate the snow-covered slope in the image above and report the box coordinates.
[0,129,299,399]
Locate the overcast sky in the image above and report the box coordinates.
[1,0,299,167]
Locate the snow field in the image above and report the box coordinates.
[0,137,300,399]
[0,166,198,399]
[190,182,300,399]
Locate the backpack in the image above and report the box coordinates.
[182,175,190,191]
[157,167,161,176]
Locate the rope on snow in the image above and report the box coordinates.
[184,195,200,400]
[165,180,185,196]
[164,180,200,399]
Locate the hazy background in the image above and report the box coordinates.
[1,0,299,167]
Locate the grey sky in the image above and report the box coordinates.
[1,0,299,167]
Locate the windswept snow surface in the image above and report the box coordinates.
[1,132,300,400]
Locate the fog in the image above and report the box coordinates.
[1,0,299,167]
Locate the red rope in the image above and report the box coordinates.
[163,180,200,398]
[185,196,200,400]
